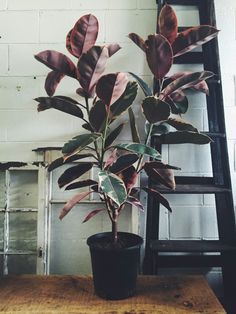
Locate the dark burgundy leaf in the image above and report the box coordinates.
[172,25,219,57]
[106,43,121,57]
[89,100,107,132]
[77,46,109,96]
[105,123,124,148]
[118,166,138,191]
[144,166,176,190]
[58,162,93,188]
[35,50,77,78]
[142,96,170,124]
[59,191,92,220]
[159,4,178,44]
[45,71,65,96]
[48,154,95,172]
[70,14,99,58]
[145,34,173,80]
[128,107,140,143]
[96,72,128,106]
[82,208,105,223]
[126,196,144,212]
[109,154,139,174]
[82,123,94,132]
[143,161,181,171]
[65,179,98,190]
[142,187,172,212]
[66,29,73,56]
[128,33,147,52]
[166,117,198,132]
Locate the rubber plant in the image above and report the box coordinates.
[34,5,218,299]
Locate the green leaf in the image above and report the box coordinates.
[98,171,127,207]
[116,143,161,160]
[110,81,138,119]
[89,100,107,132]
[62,133,101,156]
[142,96,170,123]
[158,131,213,144]
[128,108,140,143]
[105,123,124,148]
[128,72,152,96]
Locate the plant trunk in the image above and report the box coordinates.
[112,219,118,243]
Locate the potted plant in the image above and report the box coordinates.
[34,5,218,300]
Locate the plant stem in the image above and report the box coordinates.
[101,106,111,169]
[112,211,118,243]
[136,123,154,172]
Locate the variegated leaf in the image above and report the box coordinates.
[45,71,65,96]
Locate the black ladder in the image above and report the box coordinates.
[143,1,236,313]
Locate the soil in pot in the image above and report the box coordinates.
[87,232,143,300]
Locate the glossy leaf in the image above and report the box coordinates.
[35,96,84,118]
[58,162,93,188]
[118,166,138,191]
[65,179,98,190]
[82,208,105,223]
[45,71,65,96]
[143,161,181,171]
[159,4,178,44]
[107,43,121,57]
[145,34,173,80]
[126,196,144,212]
[59,191,91,220]
[110,81,138,119]
[35,50,77,78]
[172,25,219,57]
[96,72,128,106]
[62,133,101,156]
[145,121,170,136]
[142,96,170,123]
[89,100,107,132]
[98,171,127,206]
[161,71,214,98]
[128,107,140,143]
[158,131,213,144]
[128,72,152,97]
[77,46,109,96]
[128,33,147,52]
[116,143,161,160]
[166,117,198,132]
[105,123,124,148]
[66,29,73,56]
[142,187,172,212]
[109,153,139,174]
[144,166,175,190]
[70,14,98,58]
[48,153,95,172]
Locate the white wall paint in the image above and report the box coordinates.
[0,0,235,240]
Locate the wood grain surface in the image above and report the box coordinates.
[0,275,226,314]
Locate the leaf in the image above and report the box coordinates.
[65,179,98,190]
[145,34,173,80]
[172,25,219,57]
[35,96,84,118]
[143,161,181,171]
[166,117,198,132]
[104,148,118,169]
[66,29,73,56]
[142,187,172,212]
[89,100,107,132]
[59,191,91,220]
[107,43,121,57]
[110,81,138,119]
[142,96,170,123]
[82,123,94,132]
[128,107,140,143]
[77,46,109,96]
[58,162,94,188]
[128,33,147,52]
[105,123,124,148]
[161,71,214,98]
[96,72,128,106]
[82,208,105,223]
[158,131,213,144]
[158,4,178,44]
[45,71,65,96]
[128,72,152,97]
[70,14,99,58]
[48,153,95,172]
[144,166,176,190]
[116,143,161,160]
[145,121,170,135]
[109,153,139,174]
[126,196,144,212]
[98,171,127,206]
[62,133,101,156]
[35,50,77,78]
[118,166,138,191]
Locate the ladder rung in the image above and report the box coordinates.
[151,184,230,194]
[150,240,236,253]
[167,0,200,6]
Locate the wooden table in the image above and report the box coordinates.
[0,275,225,314]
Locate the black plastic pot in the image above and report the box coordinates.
[87,232,143,300]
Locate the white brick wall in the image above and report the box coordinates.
[0,0,235,245]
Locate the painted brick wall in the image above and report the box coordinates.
[0,0,235,242]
